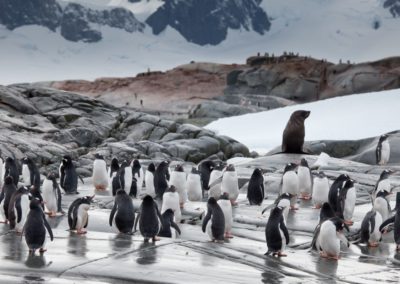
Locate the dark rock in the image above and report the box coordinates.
[0,86,38,114]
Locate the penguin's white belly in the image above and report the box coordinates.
[76,204,90,230]
[93,160,109,189]
[277,199,290,222]
[43,180,57,212]
[0,200,5,221]
[186,174,202,202]
[373,198,389,221]
[217,200,232,232]
[162,192,181,222]
[343,187,356,221]
[279,228,286,252]
[208,170,222,200]
[22,165,31,186]
[319,221,340,256]
[298,166,312,194]
[144,171,156,197]
[134,168,144,195]
[370,212,383,243]
[206,220,213,241]
[312,178,329,206]
[380,141,390,164]
[170,172,187,204]
[221,172,239,201]
[0,160,4,188]
[282,172,299,195]
[123,168,133,194]
[15,195,29,232]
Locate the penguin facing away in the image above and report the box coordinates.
[135,195,163,242]
[298,158,313,200]
[169,164,187,208]
[4,157,19,187]
[154,161,170,199]
[8,186,30,233]
[158,209,181,238]
[376,134,390,165]
[68,195,94,234]
[360,210,382,247]
[109,189,135,234]
[60,155,80,195]
[161,185,181,223]
[92,153,109,191]
[380,192,400,250]
[281,163,298,210]
[312,171,330,209]
[265,206,289,257]
[0,176,17,223]
[202,197,225,243]
[21,157,41,190]
[217,192,233,238]
[318,217,349,260]
[247,168,265,206]
[186,167,203,202]
[144,163,156,198]
[208,162,224,200]
[42,172,63,217]
[221,164,239,205]
[24,198,54,254]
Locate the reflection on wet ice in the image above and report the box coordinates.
[136,242,157,265]
[25,253,51,269]
[314,256,338,278]
[68,233,88,257]
[111,233,133,251]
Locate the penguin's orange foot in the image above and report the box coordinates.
[225,232,234,239]
[329,255,340,260]
[290,206,299,210]
[320,252,328,258]
[39,248,47,253]
[152,236,160,242]
[276,251,287,257]
[0,220,8,224]
[77,229,87,235]
[230,200,238,206]
[49,212,57,217]
[344,220,353,226]
[368,242,379,247]
[313,205,321,209]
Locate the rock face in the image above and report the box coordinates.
[384,0,400,17]
[0,84,249,176]
[146,0,270,45]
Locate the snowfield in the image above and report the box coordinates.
[205,89,400,154]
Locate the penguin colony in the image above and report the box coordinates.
[0,113,396,263]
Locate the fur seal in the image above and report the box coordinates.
[281,110,310,153]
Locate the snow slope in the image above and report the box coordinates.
[205,89,400,154]
[1,0,400,84]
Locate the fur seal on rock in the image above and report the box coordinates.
[282,110,310,153]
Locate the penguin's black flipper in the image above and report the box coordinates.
[360,211,375,243]
[129,178,137,197]
[55,184,63,213]
[109,203,117,227]
[43,214,54,241]
[376,143,382,165]
[261,204,274,215]
[380,216,395,232]
[310,224,321,250]
[170,214,181,235]
[134,212,140,232]
[261,183,265,200]
[78,175,85,184]
[60,164,66,190]
[155,204,163,230]
[16,197,22,223]
[279,216,290,245]
[202,211,211,233]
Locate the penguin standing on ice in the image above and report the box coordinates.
[318,217,349,260]
[0,176,17,223]
[8,186,30,233]
[312,171,330,209]
[376,134,390,165]
[208,162,224,200]
[262,193,292,222]
[221,164,239,205]
[202,197,225,243]
[144,163,156,198]
[339,179,356,225]
[373,190,390,222]
[161,185,181,223]
[117,160,133,196]
[4,157,19,187]
[198,160,215,196]
[372,169,393,202]
[109,158,120,194]
[154,161,170,199]
[135,195,163,242]
[298,158,312,200]
[68,195,94,234]
[281,163,299,210]
[42,172,62,217]
[24,198,53,254]
[158,209,181,238]
[328,174,350,216]
[360,210,383,247]
[21,157,41,190]
[217,192,233,238]
[130,159,144,198]
[380,192,400,250]
[169,164,187,208]
[311,202,335,250]
[265,206,289,257]
[247,168,265,206]
[92,154,108,191]
[186,167,203,202]
[60,156,79,195]
[109,189,135,234]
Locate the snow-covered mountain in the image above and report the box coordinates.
[0,0,399,84]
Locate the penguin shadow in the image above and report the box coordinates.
[110,233,133,252]
[136,242,157,265]
[24,252,52,269]
[357,243,390,265]
[67,232,88,257]
[2,231,25,262]
[314,256,338,278]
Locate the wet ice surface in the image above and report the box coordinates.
[1,154,400,283]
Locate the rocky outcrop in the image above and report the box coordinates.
[0,84,249,176]
[384,0,400,17]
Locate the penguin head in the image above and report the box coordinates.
[379,134,388,142]
[225,164,235,172]
[191,167,200,175]
[281,193,293,200]
[4,176,13,185]
[46,172,57,181]
[62,155,72,165]
[163,208,174,217]
[252,168,263,177]
[111,157,119,167]
[94,153,104,160]
[343,179,355,189]
[22,157,29,164]
[376,190,390,199]
[120,160,129,168]
[290,110,310,121]
[81,195,94,205]
[317,171,326,178]
[214,162,225,171]
[5,157,14,165]
[167,185,176,193]
[199,160,215,171]
[18,186,29,194]
[116,189,127,196]
[320,203,335,220]
[284,163,297,173]
[174,164,184,172]
[29,198,43,210]
[331,217,349,232]
[207,197,217,205]
[300,158,309,167]
[335,174,350,185]
[380,169,394,180]
[147,163,156,173]
[270,206,284,217]
[132,159,141,169]
[142,195,155,206]
[219,192,229,200]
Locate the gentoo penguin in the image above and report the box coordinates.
[202,197,225,243]
[247,168,265,205]
[265,206,289,257]
[68,195,94,234]
[169,164,187,208]
[208,162,224,200]
[135,195,163,242]
[4,157,19,186]
[158,209,181,238]
[262,193,292,223]
[372,169,393,201]
[221,164,239,205]
[298,158,312,200]
[186,167,203,202]
[108,157,120,192]
[318,217,349,260]
[154,161,170,199]
[144,163,156,198]
[117,160,133,196]
[42,172,62,217]
[281,163,299,210]
[217,192,233,238]
[30,183,44,210]
[161,185,181,223]
[60,155,79,194]
[328,174,350,216]
[360,210,383,247]
[311,203,336,251]
[109,189,135,234]
[312,171,330,209]
[0,176,17,223]
[130,159,144,198]
[373,190,390,221]
[21,157,41,190]
[198,160,215,194]
[340,179,356,225]
[92,154,108,191]
[281,110,310,153]
[376,134,390,165]
[24,198,53,254]
[8,186,30,233]
[380,192,400,250]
